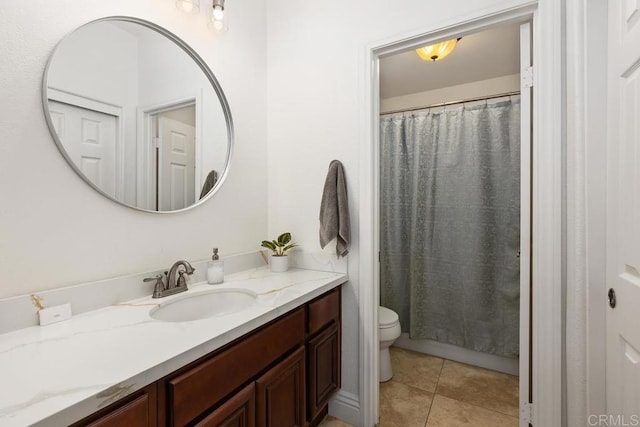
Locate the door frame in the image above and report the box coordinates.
[564,0,608,421]
[358,1,563,426]
[136,93,202,210]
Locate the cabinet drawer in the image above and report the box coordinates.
[307,288,340,336]
[72,384,157,427]
[168,308,305,426]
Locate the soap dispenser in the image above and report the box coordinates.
[207,248,224,284]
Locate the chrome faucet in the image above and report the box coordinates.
[144,260,195,298]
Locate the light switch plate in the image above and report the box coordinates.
[38,304,72,326]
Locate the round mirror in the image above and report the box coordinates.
[42,17,233,213]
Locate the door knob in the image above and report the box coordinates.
[608,288,617,308]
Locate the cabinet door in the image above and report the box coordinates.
[307,322,340,422]
[168,309,305,426]
[256,347,305,427]
[72,384,157,427]
[196,383,255,427]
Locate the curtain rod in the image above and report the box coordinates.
[381,90,521,115]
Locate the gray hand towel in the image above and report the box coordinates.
[319,160,350,257]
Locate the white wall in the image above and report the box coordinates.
[380,73,520,113]
[47,22,140,204]
[47,23,139,108]
[0,0,267,298]
[137,28,228,191]
[266,0,536,423]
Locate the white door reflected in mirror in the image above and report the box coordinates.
[158,114,196,211]
[43,17,232,212]
[48,100,120,198]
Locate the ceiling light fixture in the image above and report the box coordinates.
[176,0,200,14]
[415,38,461,62]
[209,0,228,32]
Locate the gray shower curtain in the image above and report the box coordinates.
[380,96,520,357]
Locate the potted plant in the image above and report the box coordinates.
[261,232,297,272]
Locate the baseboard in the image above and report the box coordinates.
[328,390,361,426]
[395,334,519,376]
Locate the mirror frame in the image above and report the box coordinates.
[41,16,234,213]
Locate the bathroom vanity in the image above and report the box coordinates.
[73,287,341,427]
[0,266,346,426]
[0,15,350,426]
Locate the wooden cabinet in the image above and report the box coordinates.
[166,309,305,426]
[195,383,255,427]
[256,347,306,427]
[307,322,340,424]
[72,287,341,427]
[305,289,341,427]
[72,384,157,427]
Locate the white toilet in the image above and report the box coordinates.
[379,306,401,382]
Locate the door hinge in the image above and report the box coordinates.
[522,66,534,89]
[521,402,533,425]
[153,137,162,149]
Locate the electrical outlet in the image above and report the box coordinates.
[38,304,72,326]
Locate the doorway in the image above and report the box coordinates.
[137,99,200,211]
[153,106,197,211]
[377,21,530,426]
[357,3,564,426]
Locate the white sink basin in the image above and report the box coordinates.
[150,288,258,322]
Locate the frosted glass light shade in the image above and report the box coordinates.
[416,39,459,62]
[209,4,228,33]
[212,5,224,20]
[176,0,200,14]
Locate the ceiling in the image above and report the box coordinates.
[380,23,521,99]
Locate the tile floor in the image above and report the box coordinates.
[319,346,519,427]
[319,415,355,427]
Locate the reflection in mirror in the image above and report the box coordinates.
[43,18,232,212]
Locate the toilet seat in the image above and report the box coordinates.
[379,306,399,328]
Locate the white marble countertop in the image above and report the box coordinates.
[0,267,347,426]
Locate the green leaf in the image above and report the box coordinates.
[261,240,276,252]
[281,243,297,254]
[277,232,292,246]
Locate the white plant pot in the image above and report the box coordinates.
[270,255,289,272]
